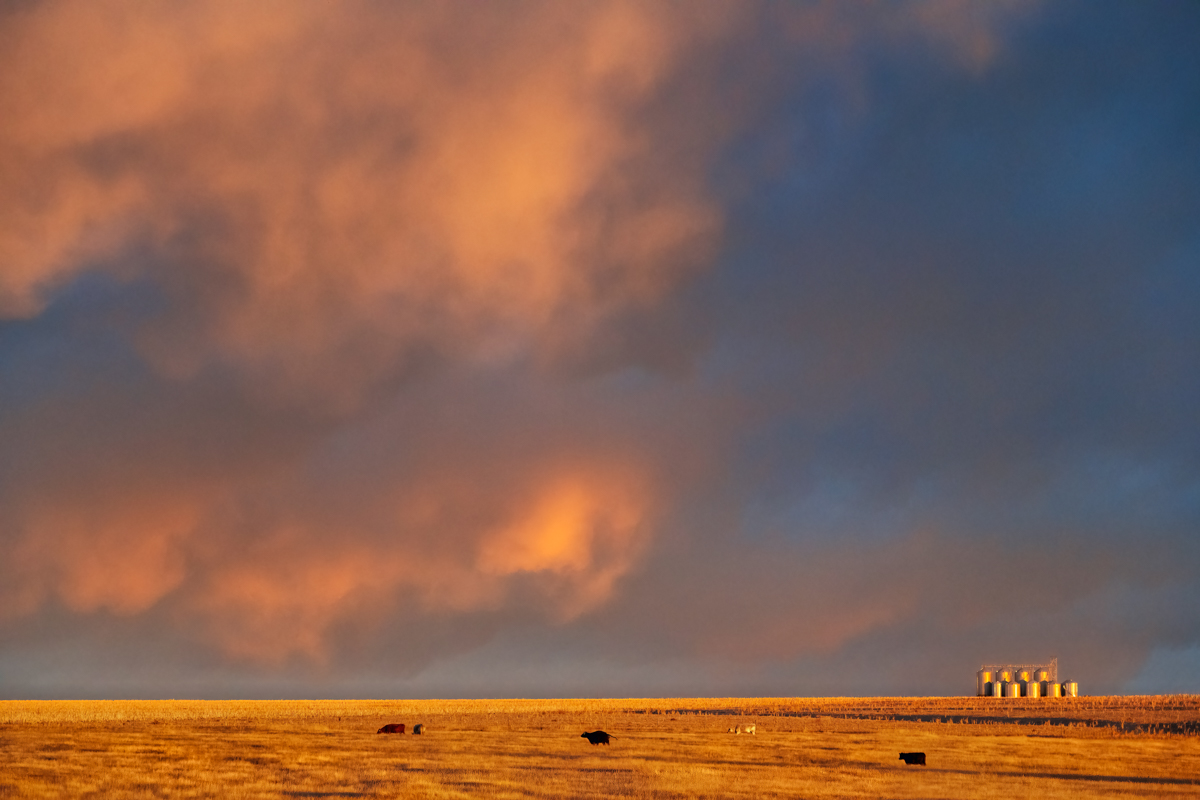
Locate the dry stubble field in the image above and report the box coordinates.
[2,696,1198,798]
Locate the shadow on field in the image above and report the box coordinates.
[924,768,1199,787]
[780,712,1200,737]
[1018,772,1199,787]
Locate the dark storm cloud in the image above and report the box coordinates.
[642,0,1200,692]
[2,1,1198,697]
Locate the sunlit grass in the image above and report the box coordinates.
[1,696,1197,798]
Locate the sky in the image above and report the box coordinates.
[1,0,1198,699]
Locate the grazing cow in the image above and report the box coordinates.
[743,724,756,735]
[581,731,614,745]
[377,723,405,734]
[899,752,926,766]
[412,724,424,735]
[728,726,739,734]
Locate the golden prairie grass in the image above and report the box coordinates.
[1,696,1198,799]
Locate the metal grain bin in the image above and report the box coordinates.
[1036,669,1051,682]
[999,669,1013,683]
[1006,681,1022,698]
[1026,680,1041,698]
[1046,682,1062,697]
[978,670,994,696]
[1063,681,1078,697]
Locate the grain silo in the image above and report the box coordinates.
[976,658,1073,698]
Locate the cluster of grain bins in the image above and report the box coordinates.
[976,658,1079,697]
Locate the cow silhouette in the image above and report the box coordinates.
[377,723,405,734]
[581,731,614,745]
[412,724,425,735]
[899,752,926,765]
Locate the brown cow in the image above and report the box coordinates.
[581,731,614,745]
[377,723,405,734]
[899,752,926,765]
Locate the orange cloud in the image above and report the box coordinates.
[0,0,724,406]
[5,492,201,618]
[477,473,649,620]
[168,460,654,665]
[0,1,722,664]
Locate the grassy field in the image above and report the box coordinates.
[2,696,1198,798]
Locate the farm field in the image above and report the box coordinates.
[2,696,1198,799]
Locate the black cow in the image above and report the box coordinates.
[377,723,405,734]
[412,724,425,735]
[899,752,926,765]
[581,731,614,745]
